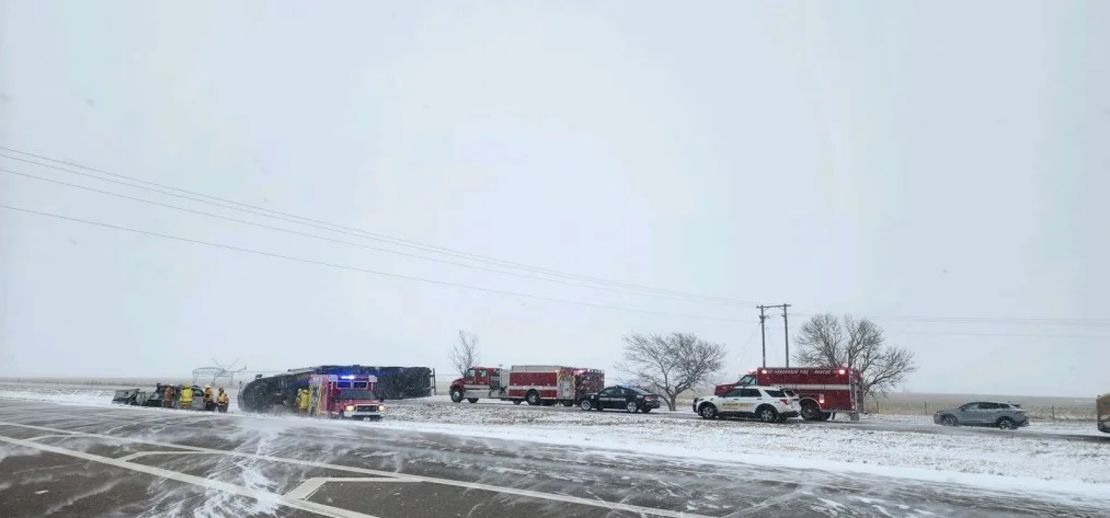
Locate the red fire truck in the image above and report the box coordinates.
[716,367,863,421]
[308,373,384,421]
[449,365,605,406]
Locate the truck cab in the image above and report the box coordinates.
[449,366,505,403]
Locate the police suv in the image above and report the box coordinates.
[578,385,662,413]
[693,385,799,423]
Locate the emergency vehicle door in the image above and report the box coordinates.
[737,388,762,412]
[720,389,744,412]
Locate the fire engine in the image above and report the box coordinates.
[716,367,863,421]
[308,373,384,421]
[449,365,605,406]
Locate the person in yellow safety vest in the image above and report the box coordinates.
[297,388,310,414]
[179,385,194,409]
[203,385,215,411]
[216,388,230,413]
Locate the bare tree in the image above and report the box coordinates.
[449,330,480,376]
[793,314,917,403]
[618,332,727,411]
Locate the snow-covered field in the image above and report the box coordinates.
[378,397,1110,491]
[2,382,1108,502]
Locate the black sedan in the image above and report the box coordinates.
[578,385,661,413]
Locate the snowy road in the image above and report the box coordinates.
[1,398,1108,517]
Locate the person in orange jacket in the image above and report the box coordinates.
[203,385,215,411]
[162,385,175,408]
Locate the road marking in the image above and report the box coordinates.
[0,434,378,518]
[115,450,211,462]
[25,434,76,441]
[0,420,711,518]
[286,477,418,501]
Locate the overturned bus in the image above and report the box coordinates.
[237,365,434,413]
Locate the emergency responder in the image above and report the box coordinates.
[203,385,215,411]
[179,385,194,410]
[162,384,175,408]
[297,388,310,415]
[216,388,229,413]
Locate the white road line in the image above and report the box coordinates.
[0,434,378,518]
[115,450,205,462]
[24,434,76,441]
[0,420,710,518]
[285,477,418,501]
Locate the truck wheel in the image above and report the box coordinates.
[800,401,822,421]
[699,404,717,420]
[997,417,1015,430]
[450,389,464,403]
[526,390,541,406]
[579,399,593,411]
[625,401,638,413]
[757,406,778,423]
[467,398,479,404]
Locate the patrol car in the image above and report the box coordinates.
[692,385,799,422]
[578,385,661,413]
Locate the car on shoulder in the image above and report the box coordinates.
[692,385,799,423]
[578,385,661,413]
[934,401,1028,429]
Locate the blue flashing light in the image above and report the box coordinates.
[341,374,355,380]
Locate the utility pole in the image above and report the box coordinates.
[758,306,768,367]
[782,304,791,367]
[757,303,791,368]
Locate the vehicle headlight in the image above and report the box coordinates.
[378,405,385,411]
[345,405,355,412]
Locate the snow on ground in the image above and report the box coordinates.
[3,383,1108,500]
[377,398,1110,490]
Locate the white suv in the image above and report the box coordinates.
[693,385,799,423]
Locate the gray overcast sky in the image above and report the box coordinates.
[2,1,1108,397]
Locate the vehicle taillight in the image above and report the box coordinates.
[760,369,767,374]
[819,395,825,404]
[838,369,846,375]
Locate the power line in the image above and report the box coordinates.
[0,166,741,304]
[0,203,751,324]
[0,146,755,306]
[884,329,1110,340]
[791,311,1110,328]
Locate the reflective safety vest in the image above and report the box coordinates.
[298,390,309,409]
[217,392,229,405]
[180,387,194,403]
[204,388,213,402]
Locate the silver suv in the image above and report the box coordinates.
[934,401,1028,429]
